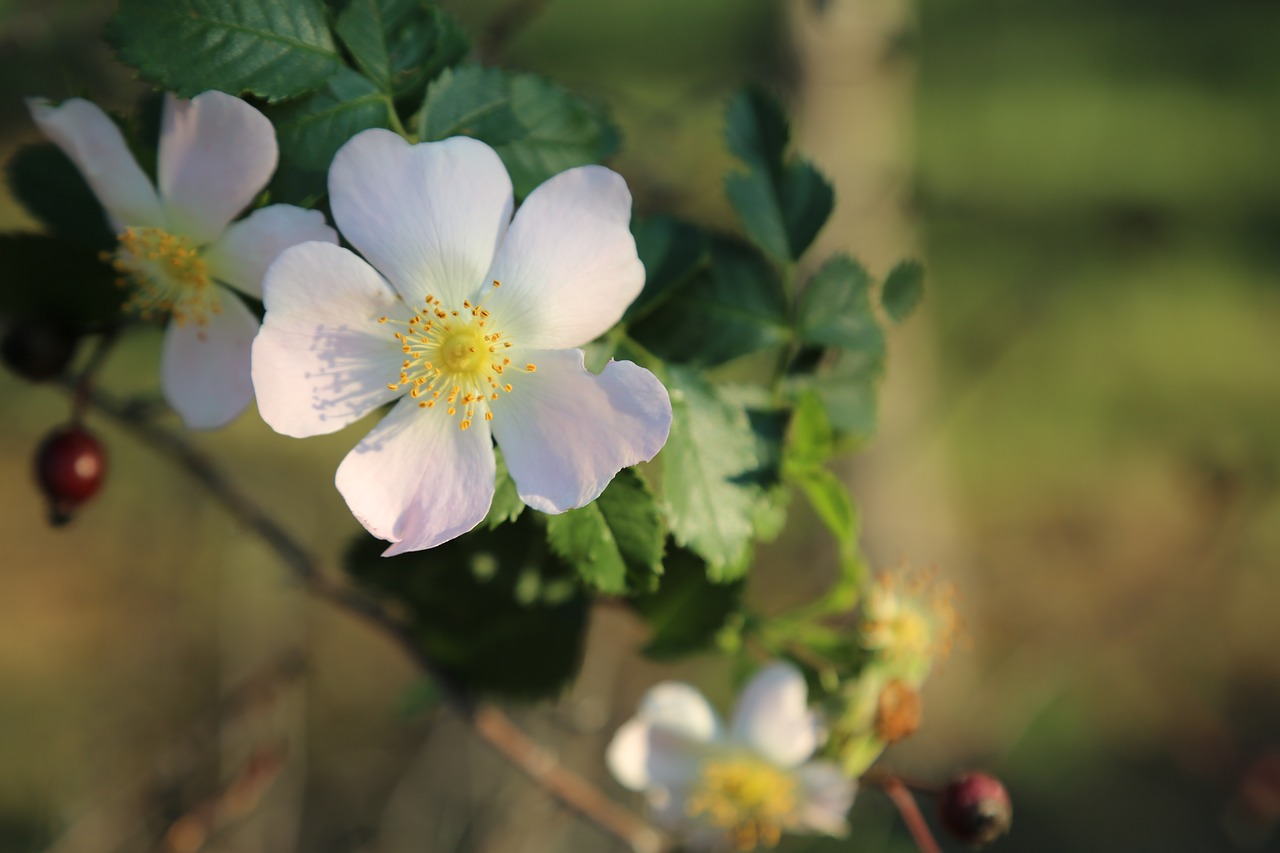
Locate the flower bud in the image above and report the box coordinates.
[1,319,80,381]
[938,771,1011,847]
[874,679,921,744]
[35,424,107,525]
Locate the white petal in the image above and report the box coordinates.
[26,97,163,230]
[730,663,821,767]
[205,205,338,298]
[159,91,278,244]
[160,288,258,429]
[485,165,643,349]
[252,242,407,438]
[336,397,495,556]
[608,682,721,792]
[489,349,671,513]
[329,130,513,307]
[794,762,856,836]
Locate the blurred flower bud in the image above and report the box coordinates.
[35,424,106,525]
[874,679,921,744]
[861,566,959,685]
[1,318,80,381]
[938,771,1012,847]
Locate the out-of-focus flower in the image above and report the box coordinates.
[607,663,855,850]
[27,91,337,428]
[251,129,671,555]
[861,566,959,684]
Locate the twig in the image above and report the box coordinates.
[868,772,942,853]
[78,385,670,853]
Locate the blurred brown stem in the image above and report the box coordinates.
[868,772,943,853]
[77,385,670,853]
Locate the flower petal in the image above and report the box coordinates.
[489,349,670,513]
[607,682,721,792]
[329,130,513,307]
[26,97,163,230]
[730,663,821,767]
[335,397,495,556]
[794,762,856,837]
[486,165,643,349]
[158,91,278,244]
[205,205,338,298]
[160,288,258,429]
[252,241,407,438]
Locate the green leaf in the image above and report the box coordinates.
[0,234,123,328]
[630,545,744,660]
[545,468,665,594]
[723,88,834,262]
[791,466,858,560]
[796,254,882,353]
[661,368,762,579]
[106,0,343,102]
[345,515,588,700]
[335,0,469,105]
[267,68,390,204]
[6,144,114,252]
[484,448,525,529]
[419,66,619,197]
[786,390,835,469]
[882,258,925,323]
[793,352,882,442]
[624,216,708,323]
[629,238,789,367]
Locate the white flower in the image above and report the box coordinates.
[26,91,338,429]
[607,663,856,851]
[251,129,672,555]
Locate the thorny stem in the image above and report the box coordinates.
[867,771,943,853]
[76,385,671,853]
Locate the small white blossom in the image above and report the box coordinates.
[251,130,671,554]
[607,663,856,851]
[27,91,337,428]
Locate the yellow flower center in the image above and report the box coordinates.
[685,756,798,851]
[105,227,219,326]
[380,281,536,431]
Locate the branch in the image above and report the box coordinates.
[78,386,670,853]
[867,772,943,853]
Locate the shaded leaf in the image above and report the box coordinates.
[335,0,469,105]
[6,144,114,252]
[545,468,664,594]
[882,258,925,323]
[0,234,123,328]
[624,216,708,323]
[631,545,743,660]
[796,253,881,353]
[484,447,525,529]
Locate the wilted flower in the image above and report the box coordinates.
[607,663,855,850]
[251,130,671,554]
[27,91,337,428]
[861,566,959,684]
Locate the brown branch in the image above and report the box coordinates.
[79,386,669,853]
[868,772,943,853]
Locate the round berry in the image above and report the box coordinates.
[1,319,80,381]
[938,771,1012,847]
[35,425,107,524]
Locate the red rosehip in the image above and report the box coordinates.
[938,771,1012,847]
[35,425,107,525]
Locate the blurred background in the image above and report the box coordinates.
[1,0,1279,850]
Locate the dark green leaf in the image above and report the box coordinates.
[335,0,469,105]
[268,68,390,204]
[796,253,881,353]
[624,216,708,323]
[345,515,588,700]
[723,88,834,262]
[882,258,925,323]
[106,0,343,102]
[484,447,525,529]
[545,468,664,594]
[629,238,788,367]
[0,234,123,328]
[631,545,744,660]
[6,144,114,252]
[418,66,619,197]
[661,368,762,579]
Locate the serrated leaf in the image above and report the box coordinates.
[6,144,114,252]
[723,88,834,262]
[418,66,619,197]
[335,0,469,105]
[796,253,882,353]
[106,0,343,102]
[268,68,390,204]
[545,468,664,594]
[623,216,708,323]
[661,368,762,579]
[882,258,925,323]
[345,515,588,700]
[484,447,525,529]
[0,234,123,328]
[629,238,789,367]
[790,466,859,561]
[631,545,743,660]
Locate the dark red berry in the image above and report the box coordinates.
[938,771,1012,847]
[1,319,80,381]
[35,425,107,525]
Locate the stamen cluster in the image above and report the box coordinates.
[104,227,219,325]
